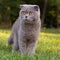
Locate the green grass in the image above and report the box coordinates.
[0,28,60,60]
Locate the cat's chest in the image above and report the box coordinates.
[21,23,39,32]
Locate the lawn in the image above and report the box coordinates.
[0,28,60,60]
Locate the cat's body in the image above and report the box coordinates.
[8,4,41,55]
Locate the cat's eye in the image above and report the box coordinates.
[21,11,26,15]
[29,11,34,16]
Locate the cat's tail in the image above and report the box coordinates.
[7,34,13,45]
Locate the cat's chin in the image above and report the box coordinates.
[23,19,35,24]
[24,21,35,25]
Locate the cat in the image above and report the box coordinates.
[7,4,41,55]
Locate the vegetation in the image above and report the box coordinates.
[0,28,60,60]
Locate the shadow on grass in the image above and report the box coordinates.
[0,40,12,52]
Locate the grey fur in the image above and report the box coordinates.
[7,4,41,55]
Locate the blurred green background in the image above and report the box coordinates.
[0,0,60,28]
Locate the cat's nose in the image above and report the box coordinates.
[25,16,27,18]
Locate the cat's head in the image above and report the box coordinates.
[19,4,40,24]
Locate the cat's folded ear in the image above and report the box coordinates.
[34,5,40,11]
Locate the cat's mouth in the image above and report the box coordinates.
[24,19,35,24]
[23,19,37,25]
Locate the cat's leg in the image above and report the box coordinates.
[27,40,38,56]
[12,32,19,52]
[7,33,13,45]
[19,39,38,55]
[18,40,27,55]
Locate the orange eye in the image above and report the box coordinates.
[21,11,25,15]
[29,12,34,16]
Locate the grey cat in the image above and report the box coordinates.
[8,4,41,55]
